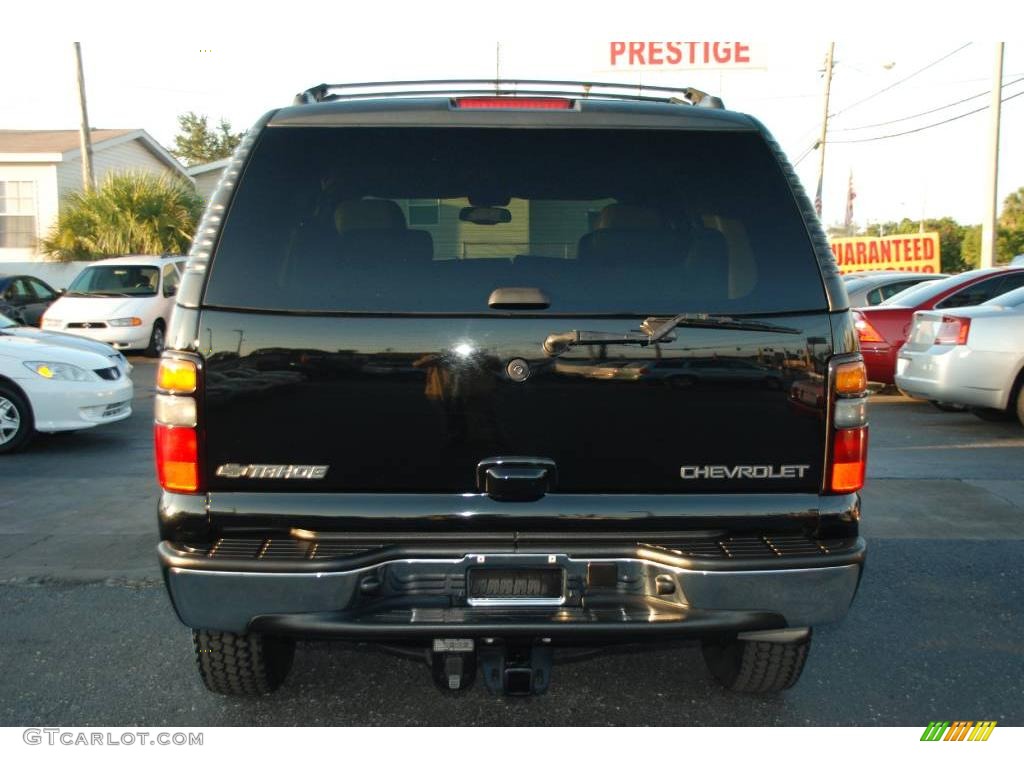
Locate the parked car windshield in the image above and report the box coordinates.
[205,127,827,315]
[66,265,159,297]
[878,270,995,308]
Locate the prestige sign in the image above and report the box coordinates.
[830,233,941,274]
[602,41,764,70]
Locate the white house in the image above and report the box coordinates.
[187,158,229,201]
[0,129,191,263]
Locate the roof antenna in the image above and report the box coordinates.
[495,41,501,94]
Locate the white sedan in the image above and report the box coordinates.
[0,311,133,453]
[895,286,1024,425]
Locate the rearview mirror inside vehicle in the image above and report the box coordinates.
[459,206,512,226]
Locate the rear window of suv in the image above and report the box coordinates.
[204,127,827,315]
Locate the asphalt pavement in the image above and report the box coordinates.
[1,362,1022,725]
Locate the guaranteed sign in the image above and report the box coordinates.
[830,233,941,274]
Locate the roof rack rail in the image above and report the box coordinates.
[293,80,725,109]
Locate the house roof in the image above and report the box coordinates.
[0,129,135,154]
[186,158,230,177]
[0,128,190,181]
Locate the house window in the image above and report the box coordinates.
[0,181,37,248]
[407,199,440,226]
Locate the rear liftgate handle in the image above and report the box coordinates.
[476,457,557,501]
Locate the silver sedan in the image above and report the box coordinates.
[895,285,1024,425]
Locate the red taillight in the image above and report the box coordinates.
[827,358,869,494]
[829,427,868,493]
[155,357,201,493]
[454,97,572,109]
[853,311,885,344]
[155,423,199,493]
[934,316,971,345]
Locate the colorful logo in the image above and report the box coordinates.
[920,721,997,741]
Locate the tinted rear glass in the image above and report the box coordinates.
[205,127,826,314]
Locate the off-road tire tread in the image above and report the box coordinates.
[703,633,811,693]
[193,630,294,696]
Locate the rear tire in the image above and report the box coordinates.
[1016,385,1024,428]
[145,320,165,358]
[969,406,1013,422]
[193,630,295,695]
[0,385,33,454]
[702,631,811,693]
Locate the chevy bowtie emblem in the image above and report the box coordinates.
[216,464,329,480]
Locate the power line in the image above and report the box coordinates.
[829,43,972,119]
[831,76,1024,132]
[827,88,1024,144]
[792,143,817,166]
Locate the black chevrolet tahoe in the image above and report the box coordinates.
[155,80,867,697]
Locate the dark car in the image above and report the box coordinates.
[155,80,867,697]
[855,267,1024,385]
[0,274,60,326]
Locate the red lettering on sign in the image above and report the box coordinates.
[666,42,682,65]
[855,242,867,264]
[844,243,855,264]
[903,239,913,261]
[629,42,645,65]
[648,42,664,65]
[912,238,922,260]
[734,43,750,63]
[880,241,891,263]
[868,240,880,263]
[713,42,731,63]
[610,42,626,65]
[923,238,935,261]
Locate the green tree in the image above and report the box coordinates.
[998,187,1024,262]
[960,225,981,270]
[172,112,243,166]
[864,217,968,272]
[40,171,204,262]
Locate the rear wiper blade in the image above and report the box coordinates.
[542,313,802,357]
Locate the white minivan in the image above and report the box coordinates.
[41,255,186,356]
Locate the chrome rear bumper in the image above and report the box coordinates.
[160,540,865,638]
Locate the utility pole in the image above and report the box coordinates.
[980,42,1004,269]
[73,42,95,192]
[813,43,836,221]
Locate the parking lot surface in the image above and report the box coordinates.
[1,361,1022,725]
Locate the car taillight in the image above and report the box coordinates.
[827,359,868,494]
[454,97,573,109]
[934,316,971,345]
[853,311,885,343]
[154,356,202,493]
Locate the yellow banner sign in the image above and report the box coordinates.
[830,233,941,274]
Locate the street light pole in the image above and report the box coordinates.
[980,42,1004,269]
[73,42,95,192]
[814,43,836,221]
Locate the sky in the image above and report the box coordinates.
[2,3,1021,230]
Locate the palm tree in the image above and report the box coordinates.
[41,171,204,261]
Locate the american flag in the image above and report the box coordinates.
[844,170,856,228]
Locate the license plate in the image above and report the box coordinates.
[467,567,565,605]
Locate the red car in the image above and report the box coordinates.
[854,267,1024,385]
